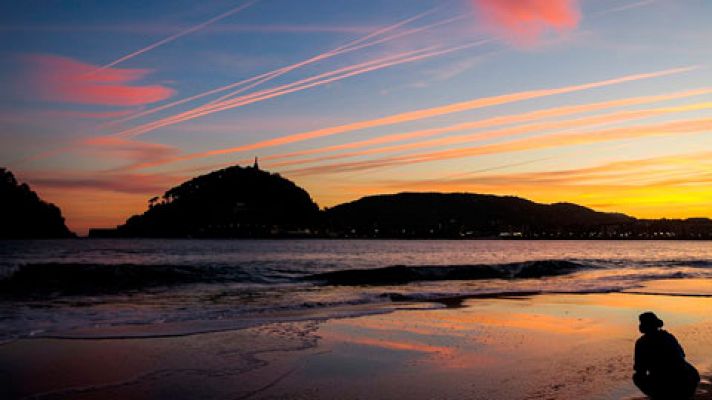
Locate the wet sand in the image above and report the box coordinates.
[2,284,711,399]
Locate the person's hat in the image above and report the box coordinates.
[639,312,664,329]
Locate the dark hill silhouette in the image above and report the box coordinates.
[323,192,634,238]
[0,168,74,239]
[90,166,712,239]
[109,165,320,237]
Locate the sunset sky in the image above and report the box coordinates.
[2,0,711,235]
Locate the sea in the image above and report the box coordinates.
[1,239,712,343]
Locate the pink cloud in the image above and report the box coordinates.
[472,0,581,45]
[23,54,174,106]
[82,136,180,164]
[29,172,181,195]
[0,109,140,129]
[45,109,141,119]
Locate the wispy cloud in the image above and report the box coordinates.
[0,109,140,124]
[427,53,493,81]
[591,0,656,18]
[308,149,712,218]
[28,172,182,195]
[23,8,465,171]
[407,152,712,188]
[23,54,174,106]
[81,136,180,165]
[363,150,712,217]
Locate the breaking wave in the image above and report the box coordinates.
[0,263,283,296]
[305,260,595,285]
[2,257,711,298]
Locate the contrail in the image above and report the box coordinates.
[204,14,468,107]
[139,87,712,176]
[33,39,463,169]
[284,116,712,176]
[131,65,698,170]
[257,87,712,163]
[376,150,712,191]
[115,41,486,140]
[266,101,712,169]
[104,8,451,127]
[184,88,712,173]
[590,0,656,18]
[113,45,444,138]
[172,41,481,124]
[190,66,698,152]
[94,0,258,72]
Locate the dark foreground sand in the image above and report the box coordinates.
[1,282,711,399]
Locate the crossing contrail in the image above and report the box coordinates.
[104,8,451,127]
[115,41,486,140]
[130,66,697,170]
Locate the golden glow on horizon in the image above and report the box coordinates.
[282,117,712,176]
[293,149,712,226]
[37,187,149,234]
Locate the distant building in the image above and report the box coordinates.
[253,157,259,169]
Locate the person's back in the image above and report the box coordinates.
[633,312,699,399]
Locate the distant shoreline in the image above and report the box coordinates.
[5,236,712,241]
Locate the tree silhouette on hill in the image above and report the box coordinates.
[0,168,74,238]
[90,165,712,239]
[115,165,320,237]
[324,192,634,238]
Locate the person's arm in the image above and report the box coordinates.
[671,334,685,358]
[634,339,648,373]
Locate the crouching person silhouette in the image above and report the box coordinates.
[633,312,700,399]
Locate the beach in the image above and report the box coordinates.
[2,240,712,399]
[2,279,711,400]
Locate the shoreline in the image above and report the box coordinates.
[2,287,711,399]
[5,279,712,342]
[8,237,712,241]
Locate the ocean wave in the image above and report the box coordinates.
[3,257,709,297]
[598,271,690,281]
[659,260,712,268]
[305,259,593,285]
[0,263,281,296]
